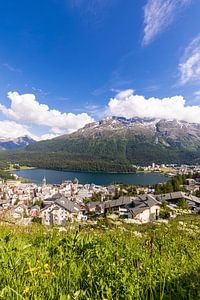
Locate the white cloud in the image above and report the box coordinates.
[0,121,36,140]
[39,133,59,141]
[114,89,135,100]
[3,89,200,141]
[0,120,60,141]
[107,89,200,124]
[0,92,94,134]
[3,63,22,73]
[143,0,191,45]
[179,34,200,85]
[51,127,65,134]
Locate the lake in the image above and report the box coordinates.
[12,168,169,186]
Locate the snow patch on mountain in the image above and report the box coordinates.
[0,136,36,150]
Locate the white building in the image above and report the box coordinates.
[41,197,87,225]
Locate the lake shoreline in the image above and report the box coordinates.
[12,168,169,186]
[18,166,169,176]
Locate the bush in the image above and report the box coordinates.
[159,209,171,219]
[177,198,190,210]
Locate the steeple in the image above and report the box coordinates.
[42,176,47,186]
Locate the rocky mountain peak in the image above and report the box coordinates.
[0,136,36,150]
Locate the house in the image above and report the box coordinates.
[41,197,87,225]
[184,184,199,194]
[29,205,40,217]
[185,178,196,186]
[126,194,160,222]
[86,195,160,222]
[86,196,134,216]
[43,193,62,206]
[77,189,93,200]
[12,204,28,219]
[156,191,200,210]
[103,196,134,215]
[86,201,104,215]
[41,204,54,225]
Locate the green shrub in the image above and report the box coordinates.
[177,198,190,210]
[159,209,171,219]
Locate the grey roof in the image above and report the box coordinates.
[127,194,160,217]
[43,193,63,204]
[103,196,134,209]
[87,195,160,215]
[156,192,184,202]
[87,201,102,209]
[188,195,200,204]
[87,197,134,210]
[156,192,200,205]
[137,194,160,208]
[30,205,40,210]
[129,206,149,217]
[55,197,81,213]
[40,204,52,212]
[147,195,160,207]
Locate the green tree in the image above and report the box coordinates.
[177,198,189,210]
[165,181,174,193]
[34,198,44,208]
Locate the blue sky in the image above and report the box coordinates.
[0,0,200,140]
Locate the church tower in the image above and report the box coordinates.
[42,176,47,186]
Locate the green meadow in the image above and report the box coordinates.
[0,217,200,299]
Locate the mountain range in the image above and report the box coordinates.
[0,136,35,150]
[1,117,200,172]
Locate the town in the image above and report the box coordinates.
[136,162,200,175]
[1,165,200,226]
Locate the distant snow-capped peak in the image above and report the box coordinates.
[0,135,36,150]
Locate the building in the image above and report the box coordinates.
[86,195,160,223]
[126,194,160,222]
[41,196,87,225]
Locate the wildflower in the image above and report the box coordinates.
[25,267,40,273]
[23,287,29,294]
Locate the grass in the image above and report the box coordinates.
[17,177,31,183]
[159,167,176,174]
[6,166,34,171]
[0,217,200,299]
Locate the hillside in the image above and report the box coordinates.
[0,217,200,299]
[1,117,200,171]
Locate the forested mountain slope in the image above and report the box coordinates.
[1,117,200,172]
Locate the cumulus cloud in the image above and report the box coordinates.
[143,0,191,45]
[3,89,200,141]
[0,92,94,134]
[107,89,200,124]
[0,121,36,140]
[0,120,61,141]
[179,34,200,85]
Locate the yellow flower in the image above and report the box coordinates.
[25,267,40,273]
[23,287,29,294]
